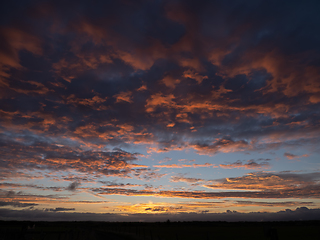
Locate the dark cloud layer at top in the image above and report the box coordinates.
[0,0,319,154]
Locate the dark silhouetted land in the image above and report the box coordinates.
[0,220,319,240]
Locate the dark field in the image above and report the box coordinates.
[0,220,319,240]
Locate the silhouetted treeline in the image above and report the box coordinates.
[0,220,319,240]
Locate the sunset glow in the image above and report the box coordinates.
[0,0,320,221]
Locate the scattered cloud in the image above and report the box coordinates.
[158,157,172,164]
[0,201,38,208]
[154,163,216,169]
[170,176,205,183]
[284,152,309,160]
[66,182,81,192]
[44,208,75,212]
[219,159,271,170]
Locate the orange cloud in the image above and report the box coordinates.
[0,27,42,70]
[210,48,320,101]
[136,84,147,91]
[204,172,320,191]
[284,152,309,160]
[192,138,250,155]
[52,53,113,83]
[153,163,216,168]
[115,201,227,214]
[161,76,180,88]
[0,27,42,94]
[95,185,320,199]
[145,93,176,113]
[114,91,133,103]
[183,70,208,84]
[65,94,108,110]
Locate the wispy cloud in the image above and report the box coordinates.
[284,152,309,160]
[154,163,216,168]
[219,159,271,170]
[44,208,75,212]
[0,201,38,208]
[92,171,320,199]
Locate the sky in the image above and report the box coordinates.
[0,0,320,222]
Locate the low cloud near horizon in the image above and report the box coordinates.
[0,207,319,222]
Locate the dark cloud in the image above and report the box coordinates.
[0,189,68,200]
[0,182,79,192]
[44,207,75,212]
[0,201,37,208]
[0,0,318,155]
[99,181,143,188]
[234,200,315,207]
[66,181,80,191]
[219,159,270,170]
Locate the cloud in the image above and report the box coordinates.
[204,172,320,191]
[158,157,172,164]
[64,94,108,110]
[93,185,320,200]
[161,76,180,89]
[0,207,320,222]
[66,181,81,191]
[153,163,216,168]
[0,182,64,192]
[170,176,204,183]
[0,27,42,78]
[0,189,69,206]
[0,201,38,208]
[99,181,143,188]
[233,200,315,208]
[92,171,320,199]
[219,159,271,170]
[44,207,75,212]
[0,0,319,220]
[192,138,251,155]
[284,152,309,160]
[116,200,316,214]
[183,70,208,84]
[178,159,195,163]
[114,91,133,103]
[0,133,147,179]
[145,93,176,113]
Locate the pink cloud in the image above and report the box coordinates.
[284,153,309,160]
[153,163,216,168]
